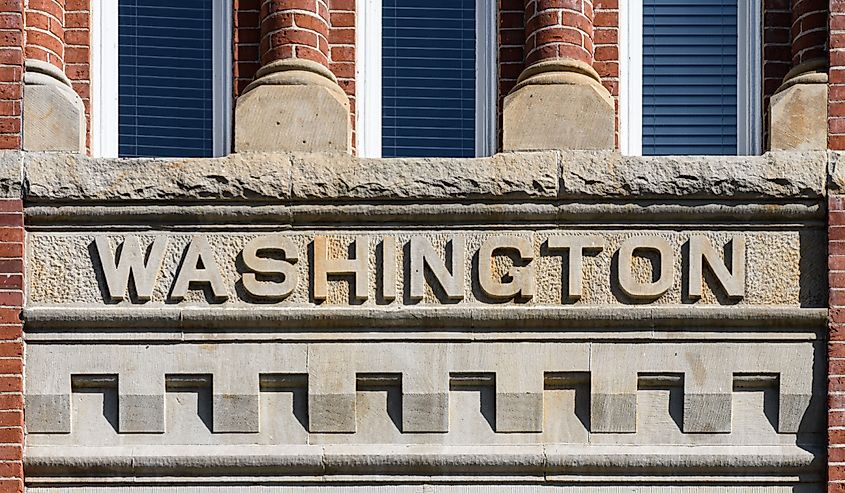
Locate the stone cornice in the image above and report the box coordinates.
[7,150,830,204]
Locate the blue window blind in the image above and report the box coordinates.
[642,0,738,155]
[382,0,476,158]
[119,0,214,158]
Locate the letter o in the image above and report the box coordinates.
[616,236,674,300]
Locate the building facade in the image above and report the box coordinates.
[0,0,837,492]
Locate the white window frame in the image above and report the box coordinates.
[92,0,233,158]
[357,0,497,158]
[620,0,762,156]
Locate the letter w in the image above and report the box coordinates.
[95,236,168,302]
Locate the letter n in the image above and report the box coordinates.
[688,236,745,300]
[94,235,168,302]
[409,236,465,301]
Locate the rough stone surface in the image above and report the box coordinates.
[0,152,22,199]
[562,151,828,199]
[290,151,559,199]
[23,152,294,202]
[503,83,615,151]
[20,151,830,203]
[23,84,86,153]
[823,152,845,192]
[769,83,828,151]
[235,85,351,153]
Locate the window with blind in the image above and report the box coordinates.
[621,0,760,156]
[643,0,738,155]
[93,0,230,158]
[118,0,214,158]
[357,0,495,158]
[382,0,476,158]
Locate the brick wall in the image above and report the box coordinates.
[831,0,845,150]
[234,0,261,98]
[763,0,792,148]
[498,0,523,152]
[832,197,845,493]
[0,199,22,493]
[328,0,355,150]
[593,0,617,148]
[63,0,89,152]
[0,2,22,152]
[792,0,828,65]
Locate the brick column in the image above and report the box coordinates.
[769,0,828,150]
[524,0,593,67]
[260,0,330,68]
[502,0,613,151]
[24,0,64,71]
[792,0,827,66]
[21,0,84,152]
[0,200,23,493]
[235,0,351,153]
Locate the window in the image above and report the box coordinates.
[92,0,231,158]
[357,0,496,158]
[620,0,761,156]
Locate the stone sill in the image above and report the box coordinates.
[0,150,833,204]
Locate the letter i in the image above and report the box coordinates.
[381,237,397,301]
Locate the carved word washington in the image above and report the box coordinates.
[93,234,745,304]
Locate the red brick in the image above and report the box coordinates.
[0,376,20,394]
[0,478,21,493]
[0,244,22,259]
[0,413,21,429]
[0,461,22,478]
[0,309,19,325]
[831,428,845,444]
[0,343,21,359]
[0,358,20,376]
[0,395,21,412]
[0,275,20,290]
[0,214,21,228]
[831,376,845,392]
[0,228,20,243]
[0,293,21,308]
[0,428,22,444]
[831,392,845,409]
[0,446,20,461]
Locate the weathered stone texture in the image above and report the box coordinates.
[19,151,829,203]
[23,152,294,202]
[22,60,86,153]
[562,151,827,199]
[769,82,828,150]
[290,152,559,200]
[0,152,22,199]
